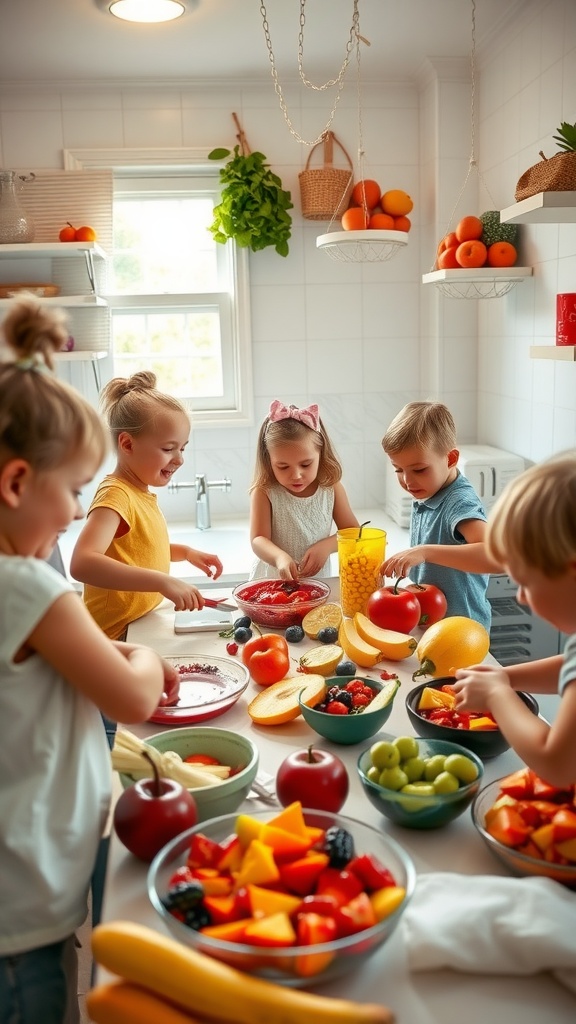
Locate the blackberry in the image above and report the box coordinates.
[317,626,339,644]
[322,826,355,868]
[285,624,305,643]
[184,903,212,931]
[335,660,357,676]
[162,880,204,914]
[234,615,252,629]
[332,689,353,709]
[327,685,340,698]
[234,626,253,643]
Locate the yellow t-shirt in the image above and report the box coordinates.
[83,476,171,640]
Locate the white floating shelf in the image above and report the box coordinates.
[500,191,576,224]
[530,345,576,361]
[0,241,106,259]
[422,266,533,299]
[316,229,408,263]
[54,350,108,362]
[0,294,107,308]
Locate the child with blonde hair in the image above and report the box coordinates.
[381,401,496,629]
[71,371,223,642]
[249,400,358,579]
[0,297,177,1024]
[454,452,576,787]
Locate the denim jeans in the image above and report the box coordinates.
[0,934,79,1024]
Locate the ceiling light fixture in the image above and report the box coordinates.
[107,0,186,23]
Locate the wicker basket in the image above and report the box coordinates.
[299,131,354,221]
[515,150,576,201]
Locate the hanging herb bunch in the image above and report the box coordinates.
[208,114,293,257]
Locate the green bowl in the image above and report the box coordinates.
[298,675,398,745]
[119,726,259,822]
[357,734,484,829]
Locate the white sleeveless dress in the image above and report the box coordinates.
[250,485,335,579]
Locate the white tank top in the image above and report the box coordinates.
[250,484,335,579]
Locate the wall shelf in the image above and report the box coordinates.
[500,191,576,224]
[54,349,107,389]
[422,266,532,299]
[530,345,576,361]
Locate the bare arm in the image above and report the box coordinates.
[298,482,359,577]
[250,487,298,579]
[505,654,565,694]
[382,517,501,578]
[170,543,223,580]
[452,662,576,787]
[70,507,206,611]
[29,592,178,722]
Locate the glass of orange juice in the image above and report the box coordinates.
[337,527,386,618]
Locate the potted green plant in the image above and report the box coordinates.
[208,127,293,257]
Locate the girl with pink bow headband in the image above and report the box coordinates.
[249,401,359,580]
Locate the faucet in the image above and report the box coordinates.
[169,474,232,530]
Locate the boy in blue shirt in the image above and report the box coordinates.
[380,402,496,631]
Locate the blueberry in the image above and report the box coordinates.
[317,626,339,644]
[234,615,252,629]
[233,626,253,643]
[335,660,357,676]
[285,624,305,643]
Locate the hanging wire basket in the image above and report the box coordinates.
[316,229,408,263]
[422,267,533,299]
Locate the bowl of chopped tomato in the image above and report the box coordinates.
[232,578,331,628]
[405,680,539,759]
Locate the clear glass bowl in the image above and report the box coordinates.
[233,578,331,628]
[148,654,250,725]
[148,808,416,986]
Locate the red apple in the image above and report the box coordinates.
[405,582,447,626]
[276,745,349,812]
[113,751,198,863]
[366,580,421,633]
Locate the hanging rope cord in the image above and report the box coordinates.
[430,0,499,270]
[259,0,361,147]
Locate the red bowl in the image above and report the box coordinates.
[232,578,331,628]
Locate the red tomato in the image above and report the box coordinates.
[366,580,421,633]
[241,633,290,686]
[405,583,447,626]
[184,753,222,766]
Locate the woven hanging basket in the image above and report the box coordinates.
[299,131,354,221]
[515,150,576,202]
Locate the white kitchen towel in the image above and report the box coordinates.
[401,872,576,994]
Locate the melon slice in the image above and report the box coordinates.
[354,612,417,661]
[247,674,326,726]
[338,618,382,668]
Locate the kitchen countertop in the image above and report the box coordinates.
[97,581,576,1024]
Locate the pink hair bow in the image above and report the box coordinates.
[268,400,320,431]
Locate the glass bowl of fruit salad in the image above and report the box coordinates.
[232,578,331,628]
[148,804,416,986]
[405,679,540,759]
[298,675,400,745]
[472,774,576,887]
[357,733,484,829]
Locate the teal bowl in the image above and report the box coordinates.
[298,675,398,745]
[357,734,484,829]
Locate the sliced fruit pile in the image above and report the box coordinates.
[161,801,406,976]
[436,211,519,270]
[482,768,576,866]
[416,683,498,731]
[341,179,413,233]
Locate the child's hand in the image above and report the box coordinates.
[186,548,223,580]
[381,546,424,580]
[158,656,181,707]
[161,577,205,610]
[298,541,329,578]
[275,553,299,580]
[452,664,511,711]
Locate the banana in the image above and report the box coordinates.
[91,920,395,1024]
[87,980,206,1024]
[354,613,417,661]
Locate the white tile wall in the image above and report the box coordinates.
[1,0,575,524]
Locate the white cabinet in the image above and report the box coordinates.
[0,242,109,387]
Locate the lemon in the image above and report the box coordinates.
[302,603,343,639]
[298,644,343,676]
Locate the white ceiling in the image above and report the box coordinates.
[0,0,521,85]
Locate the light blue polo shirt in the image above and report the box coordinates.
[409,472,491,632]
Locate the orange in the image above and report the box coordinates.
[350,179,381,210]
[486,241,517,267]
[393,215,411,232]
[381,189,413,216]
[455,216,483,242]
[59,223,76,242]
[368,212,395,230]
[75,225,97,242]
[341,206,369,231]
[437,245,460,270]
[455,239,488,268]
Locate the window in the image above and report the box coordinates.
[107,172,252,426]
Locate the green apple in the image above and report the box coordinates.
[432,770,460,794]
[399,781,435,812]
[401,755,426,782]
[392,735,420,761]
[370,740,400,771]
[379,766,409,791]
[366,765,381,784]
[443,753,479,784]
[423,754,446,781]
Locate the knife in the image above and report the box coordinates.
[202,596,237,611]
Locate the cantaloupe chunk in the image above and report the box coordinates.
[247,675,326,726]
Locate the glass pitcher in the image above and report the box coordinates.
[0,170,36,243]
[337,526,386,617]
